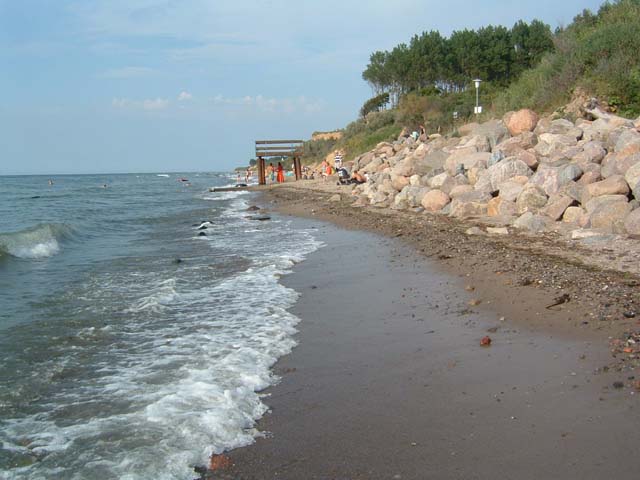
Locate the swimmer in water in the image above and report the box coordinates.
[48,179,54,186]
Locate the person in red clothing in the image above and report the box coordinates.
[276,162,285,183]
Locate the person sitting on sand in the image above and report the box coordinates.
[350,170,366,184]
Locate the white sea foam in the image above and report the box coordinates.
[201,189,249,202]
[0,195,323,480]
[0,223,71,259]
[127,278,179,312]
[10,238,61,259]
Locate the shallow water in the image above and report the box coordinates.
[0,173,322,479]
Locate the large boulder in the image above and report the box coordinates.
[547,118,583,140]
[563,206,588,225]
[449,191,491,218]
[497,180,525,202]
[378,177,397,196]
[605,143,640,177]
[613,128,640,153]
[394,185,429,209]
[600,153,618,178]
[584,194,629,214]
[529,163,582,195]
[487,197,518,217]
[458,134,492,152]
[474,120,510,149]
[475,159,533,193]
[421,189,451,212]
[581,175,630,204]
[449,184,474,198]
[390,173,410,192]
[361,157,385,174]
[572,141,607,165]
[414,150,449,175]
[444,149,490,175]
[624,208,640,235]
[392,156,417,177]
[535,133,579,157]
[540,194,576,221]
[504,109,539,136]
[588,200,632,233]
[428,172,454,190]
[370,191,390,207]
[515,149,539,169]
[376,143,395,158]
[494,132,538,156]
[457,122,480,137]
[559,181,584,203]
[513,212,551,232]
[577,163,602,185]
[409,174,422,186]
[516,185,548,214]
[625,161,640,199]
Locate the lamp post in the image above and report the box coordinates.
[473,78,482,115]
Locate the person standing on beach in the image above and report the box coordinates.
[320,159,328,182]
[245,168,251,184]
[267,163,275,183]
[276,162,285,183]
[334,150,343,170]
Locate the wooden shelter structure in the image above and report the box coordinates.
[255,140,304,185]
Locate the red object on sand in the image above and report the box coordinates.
[209,454,232,470]
[480,336,492,347]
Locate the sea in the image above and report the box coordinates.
[0,173,322,479]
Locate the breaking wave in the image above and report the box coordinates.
[0,223,74,259]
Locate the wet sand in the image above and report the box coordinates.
[223,217,640,480]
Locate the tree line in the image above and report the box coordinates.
[362,20,555,105]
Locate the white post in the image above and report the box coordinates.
[473,79,482,115]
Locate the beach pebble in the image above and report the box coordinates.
[465,226,483,235]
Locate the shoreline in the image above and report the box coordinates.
[205,183,640,479]
[262,182,640,340]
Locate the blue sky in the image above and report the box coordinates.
[1,0,606,174]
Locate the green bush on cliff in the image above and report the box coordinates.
[495,0,640,116]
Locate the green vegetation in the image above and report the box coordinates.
[302,111,400,165]
[360,92,390,118]
[496,0,640,116]
[301,1,640,167]
[362,21,554,99]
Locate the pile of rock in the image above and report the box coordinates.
[349,104,640,237]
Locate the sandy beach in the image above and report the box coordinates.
[206,182,640,479]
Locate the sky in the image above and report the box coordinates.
[0,0,607,175]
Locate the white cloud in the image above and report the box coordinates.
[112,97,169,111]
[110,91,322,115]
[209,94,323,114]
[98,66,154,78]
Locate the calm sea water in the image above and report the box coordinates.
[0,173,322,479]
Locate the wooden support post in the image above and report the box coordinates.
[294,156,301,180]
[258,157,266,185]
